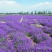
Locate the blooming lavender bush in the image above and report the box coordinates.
[0,15,52,52]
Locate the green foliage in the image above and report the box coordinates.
[0,37,5,42]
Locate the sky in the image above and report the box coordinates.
[0,0,52,13]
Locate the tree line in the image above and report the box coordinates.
[17,11,52,14]
[0,11,52,15]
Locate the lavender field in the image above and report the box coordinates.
[0,15,52,52]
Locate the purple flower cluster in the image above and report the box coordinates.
[0,15,52,52]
